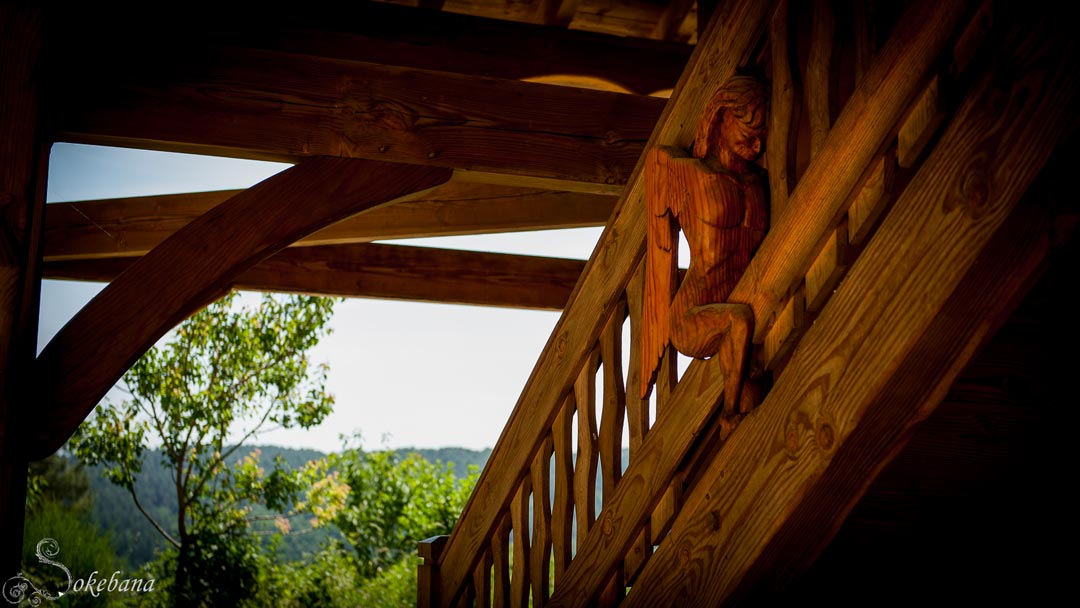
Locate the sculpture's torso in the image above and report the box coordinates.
[672,161,767,317]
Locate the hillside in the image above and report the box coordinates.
[85,445,491,566]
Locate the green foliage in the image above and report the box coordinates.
[356,554,418,608]
[20,457,127,607]
[317,436,479,580]
[69,292,338,606]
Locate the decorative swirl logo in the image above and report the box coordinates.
[2,538,72,606]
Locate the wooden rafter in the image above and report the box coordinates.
[50,44,665,189]
[44,183,616,261]
[24,158,452,460]
[46,2,689,97]
[44,243,587,311]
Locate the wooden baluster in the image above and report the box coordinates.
[598,300,627,506]
[622,266,652,582]
[551,394,575,583]
[598,301,627,606]
[492,515,511,608]
[768,0,796,221]
[852,0,874,85]
[473,550,492,608]
[648,344,679,543]
[808,0,835,160]
[531,436,554,605]
[574,348,600,547]
[510,477,532,608]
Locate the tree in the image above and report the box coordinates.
[70,292,337,606]
[311,436,479,580]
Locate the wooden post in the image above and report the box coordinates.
[418,535,449,608]
[0,4,45,576]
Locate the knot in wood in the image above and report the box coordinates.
[947,149,993,220]
[555,331,568,360]
[816,422,835,451]
[367,100,419,131]
[602,514,614,537]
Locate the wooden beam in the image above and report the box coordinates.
[535,0,579,27]
[652,0,696,41]
[25,158,451,460]
[43,244,587,311]
[435,0,780,603]
[51,45,666,188]
[44,183,616,261]
[622,11,1078,601]
[0,4,46,578]
[46,1,689,98]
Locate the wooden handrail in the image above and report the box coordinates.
[429,0,984,605]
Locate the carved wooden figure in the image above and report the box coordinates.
[641,76,768,415]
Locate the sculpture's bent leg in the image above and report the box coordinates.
[671,303,754,416]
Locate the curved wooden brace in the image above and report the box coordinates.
[24,157,451,459]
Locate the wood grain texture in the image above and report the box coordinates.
[767,0,796,220]
[46,243,586,311]
[535,0,579,27]
[44,183,616,261]
[652,0,696,41]
[530,436,554,605]
[492,515,511,608]
[526,2,984,604]
[622,16,1078,602]
[551,395,575,583]
[473,551,492,608]
[598,301,626,505]
[806,0,835,160]
[734,0,976,345]
[510,478,532,608]
[573,0,668,40]
[0,4,45,576]
[48,1,689,101]
[547,353,729,608]
[804,222,849,313]
[26,158,451,459]
[621,264,652,584]
[418,536,449,608]
[847,152,896,246]
[761,286,805,371]
[53,45,665,187]
[573,349,600,547]
[898,75,944,168]
[434,0,778,602]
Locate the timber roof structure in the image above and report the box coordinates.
[2,0,1078,605]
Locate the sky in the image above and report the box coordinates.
[40,143,610,453]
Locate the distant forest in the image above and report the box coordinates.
[83,445,492,567]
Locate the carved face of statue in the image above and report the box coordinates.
[717,101,767,163]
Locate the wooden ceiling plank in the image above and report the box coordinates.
[43,243,587,311]
[25,158,452,460]
[52,46,665,188]
[622,11,1078,601]
[44,183,616,261]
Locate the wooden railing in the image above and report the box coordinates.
[420,0,989,605]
